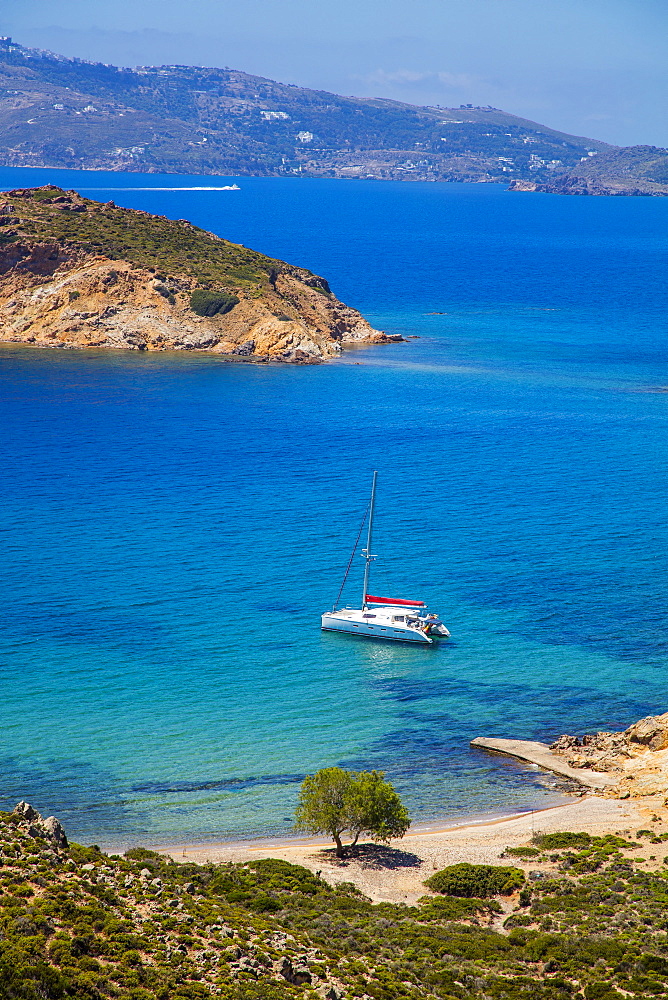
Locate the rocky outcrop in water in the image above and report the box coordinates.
[0,186,391,361]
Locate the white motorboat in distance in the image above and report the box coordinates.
[321,472,450,645]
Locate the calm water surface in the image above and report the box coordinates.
[1,168,668,848]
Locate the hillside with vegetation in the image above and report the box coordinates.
[0,37,612,184]
[5,802,668,1000]
[0,185,385,358]
[509,146,668,197]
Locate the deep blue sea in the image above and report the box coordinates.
[2,167,668,850]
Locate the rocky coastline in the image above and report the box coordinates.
[548,712,668,800]
[508,145,668,197]
[473,711,668,810]
[0,186,397,362]
[508,176,668,197]
[7,716,668,998]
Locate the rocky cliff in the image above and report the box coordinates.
[0,185,389,360]
[551,712,668,802]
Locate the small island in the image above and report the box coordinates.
[0,185,397,361]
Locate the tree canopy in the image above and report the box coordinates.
[294,767,410,857]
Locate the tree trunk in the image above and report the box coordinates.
[350,830,361,850]
[334,833,346,858]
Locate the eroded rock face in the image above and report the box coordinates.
[626,712,668,751]
[549,713,668,802]
[0,186,393,361]
[276,955,313,985]
[0,254,379,359]
[14,800,40,823]
[12,802,68,848]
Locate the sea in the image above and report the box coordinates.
[2,167,668,851]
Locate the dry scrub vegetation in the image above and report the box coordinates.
[4,805,668,1000]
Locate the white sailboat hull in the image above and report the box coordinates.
[321,610,434,644]
[321,472,451,646]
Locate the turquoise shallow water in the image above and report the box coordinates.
[2,168,668,849]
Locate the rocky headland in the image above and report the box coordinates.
[549,712,668,801]
[473,711,668,810]
[508,145,668,197]
[0,185,393,361]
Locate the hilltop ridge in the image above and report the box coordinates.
[0,36,611,184]
[0,185,385,359]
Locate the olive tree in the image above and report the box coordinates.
[295,767,410,858]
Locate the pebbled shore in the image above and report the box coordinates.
[156,713,668,904]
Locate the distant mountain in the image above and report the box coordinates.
[0,37,612,183]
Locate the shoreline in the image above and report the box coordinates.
[470,736,619,788]
[149,798,573,857]
[155,794,647,905]
[150,802,570,854]
[0,336,403,364]
[144,736,606,859]
[150,717,668,903]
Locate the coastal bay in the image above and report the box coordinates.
[2,169,668,850]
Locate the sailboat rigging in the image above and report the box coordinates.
[321,472,450,644]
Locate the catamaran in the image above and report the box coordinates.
[321,472,450,644]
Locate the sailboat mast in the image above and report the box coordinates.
[362,471,378,610]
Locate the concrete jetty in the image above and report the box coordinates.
[470,737,618,789]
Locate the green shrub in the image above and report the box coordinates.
[519,887,532,907]
[189,289,239,317]
[594,834,635,849]
[424,863,525,898]
[124,847,164,862]
[505,847,540,858]
[534,832,592,851]
[584,984,624,999]
[249,894,281,913]
[32,186,63,202]
[504,913,534,929]
[416,895,502,920]
[246,858,329,894]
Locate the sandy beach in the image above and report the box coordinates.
[156,723,668,903]
[157,792,659,905]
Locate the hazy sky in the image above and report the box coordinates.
[5,0,667,146]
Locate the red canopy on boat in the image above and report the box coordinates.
[366,595,426,607]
